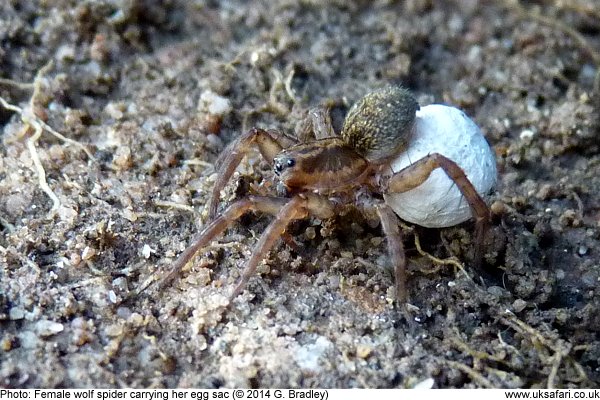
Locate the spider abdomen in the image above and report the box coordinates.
[342,86,419,162]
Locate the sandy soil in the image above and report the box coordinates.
[1,0,599,388]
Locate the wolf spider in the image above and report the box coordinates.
[158,86,490,305]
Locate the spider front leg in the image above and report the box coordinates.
[229,193,335,301]
[158,193,335,303]
[207,128,297,220]
[384,153,491,268]
[157,195,288,292]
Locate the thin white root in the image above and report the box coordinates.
[0,62,96,214]
[27,122,61,211]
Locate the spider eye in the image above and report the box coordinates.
[274,157,295,175]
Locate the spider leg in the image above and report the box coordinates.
[310,106,336,139]
[157,195,288,292]
[229,193,335,301]
[384,153,490,268]
[375,203,407,304]
[207,128,297,220]
[296,105,336,142]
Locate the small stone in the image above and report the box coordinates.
[535,184,553,200]
[18,331,39,349]
[195,335,208,351]
[1,335,17,351]
[70,252,82,267]
[294,336,333,372]
[198,90,232,116]
[81,246,96,261]
[112,277,129,293]
[490,200,506,216]
[413,377,435,389]
[128,312,144,327]
[123,208,138,222]
[356,344,372,359]
[581,271,598,289]
[107,290,118,304]
[142,244,155,259]
[35,320,64,337]
[57,205,78,224]
[519,129,535,141]
[4,193,31,218]
[105,102,127,120]
[9,307,25,320]
[116,307,132,319]
[56,44,76,61]
[105,324,124,337]
[113,146,133,170]
[512,299,527,312]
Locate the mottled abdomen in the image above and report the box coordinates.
[342,86,419,162]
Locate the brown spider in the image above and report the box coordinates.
[158,86,491,305]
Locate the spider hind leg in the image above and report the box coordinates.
[385,152,491,268]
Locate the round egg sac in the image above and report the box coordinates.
[383,104,497,228]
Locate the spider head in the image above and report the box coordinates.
[272,153,305,190]
[273,155,296,176]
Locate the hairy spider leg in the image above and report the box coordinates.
[229,193,335,301]
[375,203,407,304]
[207,128,297,220]
[159,193,336,302]
[310,106,336,139]
[157,196,288,292]
[295,106,336,142]
[384,153,491,268]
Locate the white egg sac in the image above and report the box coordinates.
[383,104,497,228]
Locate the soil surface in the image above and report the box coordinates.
[1,0,599,389]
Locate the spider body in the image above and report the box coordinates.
[158,86,494,306]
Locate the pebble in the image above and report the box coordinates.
[413,377,435,389]
[356,344,373,359]
[35,320,64,337]
[198,90,232,116]
[512,299,527,312]
[9,307,25,320]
